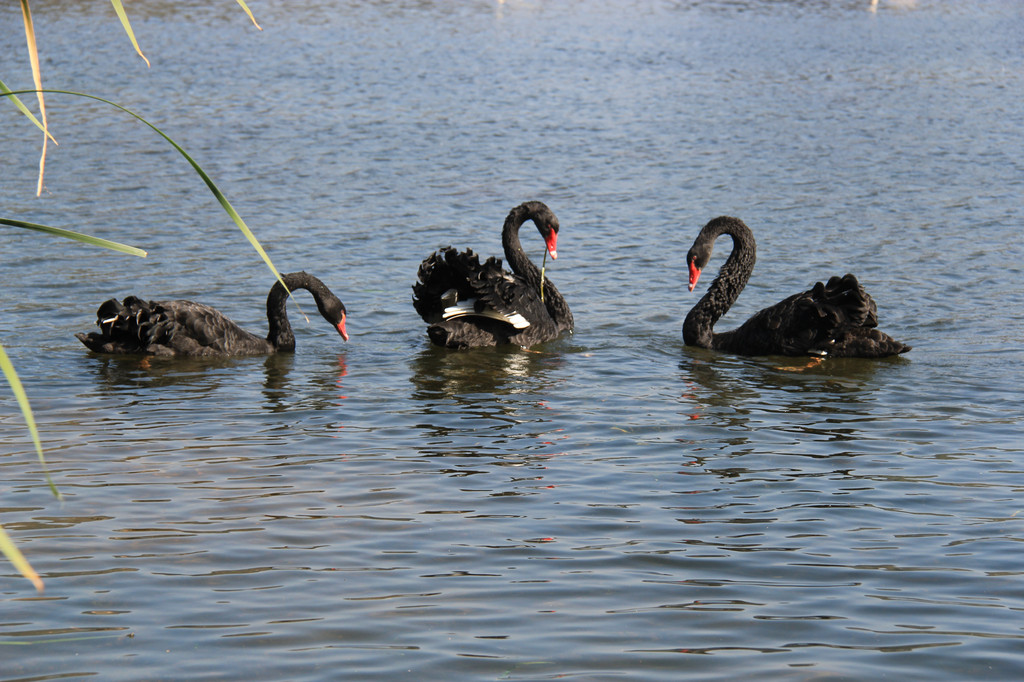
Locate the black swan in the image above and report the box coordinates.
[683,216,910,358]
[75,271,348,356]
[412,201,573,349]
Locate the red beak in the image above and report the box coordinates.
[336,314,349,342]
[688,261,701,292]
[545,231,558,259]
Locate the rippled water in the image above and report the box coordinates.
[2,0,1023,679]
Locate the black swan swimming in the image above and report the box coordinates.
[683,216,910,358]
[75,271,348,356]
[412,201,573,349]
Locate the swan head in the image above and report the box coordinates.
[687,243,713,291]
[317,295,349,341]
[336,312,349,341]
[686,223,721,291]
[535,213,560,260]
[520,201,560,260]
[686,215,754,293]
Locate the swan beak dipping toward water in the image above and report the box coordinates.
[545,230,559,260]
[540,226,559,302]
[688,259,701,291]
[76,271,349,356]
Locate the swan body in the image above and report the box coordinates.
[683,217,910,358]
[413,201,573,349]
[76,271,348,356]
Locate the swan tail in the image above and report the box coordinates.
[413,247,487,322]
[798,274,909,357]
[75,296,168,353]
[809,274,878,328]
[414,247,533,331]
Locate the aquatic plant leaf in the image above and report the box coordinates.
[0,78,57,144]
[0,343,59,501]
[108,0,151,67]
[3,89,291,302]
[1,217,148,258]
[18,0,51,196]
[0,523,43,593]
[236,0,263,30]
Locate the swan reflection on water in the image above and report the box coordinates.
[408,345,569,463]
[677,348,915,474]
[679,347,896,416]
[80,350,352,415]
[83,353,254,393]
[409,344,567,401]
[260,353,351,414]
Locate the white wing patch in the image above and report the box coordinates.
[439,289,530,329]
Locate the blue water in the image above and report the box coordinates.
[2,0,1023,679]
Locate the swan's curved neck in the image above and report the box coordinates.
[266,272,334,351]
[502,205,572,330]
[683,217,756,348]
[502,204,540,286]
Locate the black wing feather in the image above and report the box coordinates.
[412,246,558,348]
[721,274,910,357]
[77,297,267,356]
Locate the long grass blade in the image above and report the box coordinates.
[19,0,50,196]
[236,1,263,30]
[0,78,58,144]
[1,218,148,258]
[0,523,43,593]
[108,0,151,67]
[2,89,288,295]
[0,343,60,500]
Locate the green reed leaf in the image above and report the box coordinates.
[108,0,150,67]
[18,0,52,196]
[0,343,59,501]
[2,217,148,257]
[236,0,263,30]
[2,89,286,290]
[0,78,57,144]
[0,522,43,593]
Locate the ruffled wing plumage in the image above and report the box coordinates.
[719,274,910,357]
[76,297,270,356]
[412,247,557,349]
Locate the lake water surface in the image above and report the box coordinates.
[2,0,1023,679]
